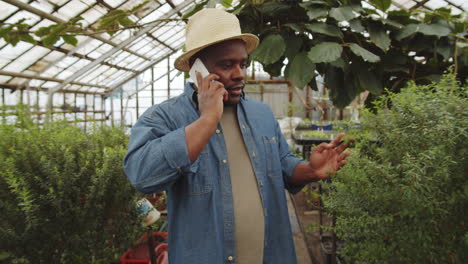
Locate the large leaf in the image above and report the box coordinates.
[326,66,355,109]
[307,8,328,20]
[286,52,316,89]
[348,43,380,63]
[418,23,451,37]
[250,34,286,64]
[62,35,78,46]
[258,1,289,16]
[396,23,451,41]
[262,58,284,77]
[308,42,343,63]
[284,23,303,32]
[349,19,365,32]
[368,23,391,51]
[306,23,343,39]
[395,24,419,41]
[329,6,356,22]
[369,0,391,12]
[353,63,383,94]
[283,33,303,60]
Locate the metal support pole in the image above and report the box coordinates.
[167,57,171,99]
[84,94,87,132]
[93,95,96,121]
[110,95,114,127]
[74,93,77,122]
[306,85,311,119]
[63,93,66,120]
[135,78,139,120]
[20,89,24,104]
[101,95,105,125]
[288,81,293,117]
[151,67,155,106]
[1,89,5,123]
[36,89,40,123]
[120,88,124,126]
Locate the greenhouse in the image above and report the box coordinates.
[0,0,466,263]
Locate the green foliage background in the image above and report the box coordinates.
[0,107,142,264]
[322,73,468,263]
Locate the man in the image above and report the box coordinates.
[124,8,351,264]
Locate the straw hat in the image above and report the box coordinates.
[174,8,259,72]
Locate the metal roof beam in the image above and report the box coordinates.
[145,33,177,52]
[40,42,138,73]
[2,0,151,61]
[106,43,183,96]
[0,83,105,96]
[0,70,110,89]
[48,0,193,95]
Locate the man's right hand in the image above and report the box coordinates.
[196,71,228,124]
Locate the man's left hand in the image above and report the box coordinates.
[308,133,352,180]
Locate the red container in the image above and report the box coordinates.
[120,232,168,264]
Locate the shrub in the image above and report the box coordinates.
[0,107,142,264]
[322,73,468,263]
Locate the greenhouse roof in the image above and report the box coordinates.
[0,0,466,96]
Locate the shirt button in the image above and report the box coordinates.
[272,136,276,141]
[252,151,256,157]
[222,159,227,164]
[216,129,220,134]
[228,256,233,261]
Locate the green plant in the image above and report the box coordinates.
[0,106,142,264]
[321,73,468,263]
[297,118,313,128]
[301,130,329,139]
[229,0,467,108]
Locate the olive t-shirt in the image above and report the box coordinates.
[220,105,265,264]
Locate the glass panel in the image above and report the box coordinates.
[0,76,11,83]
[0,2,18,20]
[426,0,449,9]
[3,46,50,72]
[30,19,55,31]
[48,0,70,6]
[105,0,126,8]
[5,10,40,24]
[30,0,55,14]
[55,0,90,21]
[80,5,107,27]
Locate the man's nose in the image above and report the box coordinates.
[231,64,246,81]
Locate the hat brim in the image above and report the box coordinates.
[174,33,259,72]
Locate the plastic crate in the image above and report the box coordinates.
[120,232,168,264]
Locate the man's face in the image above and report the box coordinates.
[198,40,248,105]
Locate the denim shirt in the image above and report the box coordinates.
[124,83,304,264]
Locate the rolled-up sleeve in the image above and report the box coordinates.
[123,106,191,193]
[275,120,305,194]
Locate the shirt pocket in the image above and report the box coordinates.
[262,135,283,179]
[181,149,213,195]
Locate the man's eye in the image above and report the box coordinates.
[223,63,232,69]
